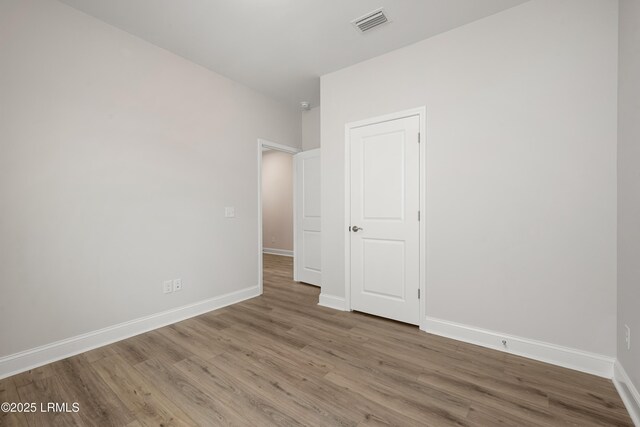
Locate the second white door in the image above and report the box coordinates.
[294,149,321,286]
[349,115,420,325]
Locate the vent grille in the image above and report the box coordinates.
[352,8,388,33]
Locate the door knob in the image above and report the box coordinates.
[352,226,363,232]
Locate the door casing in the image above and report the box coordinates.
[343,107,426,331]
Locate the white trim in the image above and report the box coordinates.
[318,294,347,311]
[614,359,640,426]
[258,139,300,154]
[424,316,615,379]
[417,109,427,331]
[257,138,300,294]
[0,285,260,380]
[293,152,298,281]
[343,107,427,327]
[263,247,294,257]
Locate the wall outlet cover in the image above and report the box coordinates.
[173,279,182,292]
[625,324,631,350]
[163,280,173,294]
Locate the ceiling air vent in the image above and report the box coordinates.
[352,8,389,33]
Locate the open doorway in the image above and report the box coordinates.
[262,147,295,293]
[262,148,294,258]
[257,139,321,296]
[257,139,299,294]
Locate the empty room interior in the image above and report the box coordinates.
[0,0,639,425]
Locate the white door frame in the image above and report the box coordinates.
[343,107,427,330]
[257,138,300,294]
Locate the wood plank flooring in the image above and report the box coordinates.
[0,254,633,426]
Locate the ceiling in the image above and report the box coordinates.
[58,0,528,109]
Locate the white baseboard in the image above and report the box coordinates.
[424,316,615,378]
[614,359,640,426]
[263,247,294,257]
[318,293,347,311]
[0,285,260,380]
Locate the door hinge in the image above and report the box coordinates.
[418,210,421,221]
[418,132,421,143]
[418,289,421,299]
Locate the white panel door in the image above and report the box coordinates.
[350,115,420,324]
[294,149,321,286]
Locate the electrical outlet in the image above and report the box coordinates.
[625,325,631,350]
[271,236,276,243]
[163,280,173,294]
[173,278,182,292]
[224,207,235,218]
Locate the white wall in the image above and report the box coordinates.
[321,0,618,356]
[262,150,294,252]
[618,0,640,403]
[302,106,321,151]
[0,0,300,358]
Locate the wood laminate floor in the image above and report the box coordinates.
[0,254,633,426]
